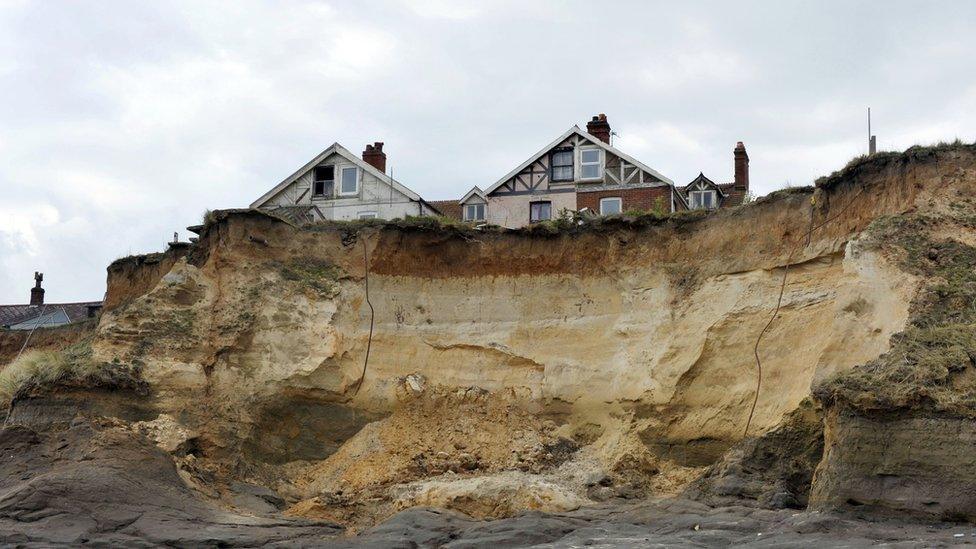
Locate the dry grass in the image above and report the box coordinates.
[0,339,145,406]
[814,211,976,417]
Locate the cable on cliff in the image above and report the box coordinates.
[352,235,375,396]
[745,187,864,437]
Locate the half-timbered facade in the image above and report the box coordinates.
[468,114,675,227]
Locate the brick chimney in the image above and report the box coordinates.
[30,271,44,306]
[586,114,611,144]
[734,141,749,191]
[362,142,386,173]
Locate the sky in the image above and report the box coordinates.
[2,0,976,303]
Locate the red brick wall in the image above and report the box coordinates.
[577,186,672,214]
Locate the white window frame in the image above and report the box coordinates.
[464,203,486,222]
[599,197,622,215]
[357,211,377,219]
[579,148,603,181]
[339,166,359,196]
[689,190,717,210]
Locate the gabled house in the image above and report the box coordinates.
[675,142,751,210]
[250,142,439,221]
[441,114,676,227]
[0,273,101,330]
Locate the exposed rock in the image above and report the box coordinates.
[810,407,976,520]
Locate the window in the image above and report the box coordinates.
[358,212,377,219]
[340,167,358,195]
[464,203,486,221]
[689,190,717,210]
[550,148,573,181]
[580,149,602,180]
[313,166,334,196]
[530,201,552,223]
[600,197,622,215]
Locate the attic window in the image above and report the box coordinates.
[550,148,573,181]
[464,203,486,222]
[340,167,358,195]
[580,149,602,180]
[689,190,717,210]
[313,166,334,196]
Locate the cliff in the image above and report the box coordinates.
[3,142,976,544]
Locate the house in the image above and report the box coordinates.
[445,114,676,227]
[250,142,439,222]
[0,273,102,330]
[674,142,751,210]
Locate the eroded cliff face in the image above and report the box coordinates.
[77,146,976,530]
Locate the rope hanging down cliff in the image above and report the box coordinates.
[744,187,864,437]
[351,236,375,396]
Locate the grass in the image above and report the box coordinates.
[275,258,344,298]
[814,139,976,190]
[0,339,146,406]
[814,210,976,417]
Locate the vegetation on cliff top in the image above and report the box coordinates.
[814,139,976,190]
[814,211,976,417]
[0,338,146,406]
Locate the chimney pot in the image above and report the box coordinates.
[586,114,612,144]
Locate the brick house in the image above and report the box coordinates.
[433,114,677,227]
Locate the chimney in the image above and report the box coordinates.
[30,271,44,306]
[734,141,749,191]
[586,114,611,144]
[362,142,387,173]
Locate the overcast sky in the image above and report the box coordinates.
[2,0,975,303]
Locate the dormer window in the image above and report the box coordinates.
[689,190,717,210]
[580,148,602,180]
[313,166,334,196]
[550,148,573,181]
[464,203,486,222]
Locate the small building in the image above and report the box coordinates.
[675,142,751,210]
[0,273,102,330]
[250,142,440,222]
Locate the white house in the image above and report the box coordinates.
[250,142,439,221]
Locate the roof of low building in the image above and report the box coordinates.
[427,200,463,220]
[0,301,102,329]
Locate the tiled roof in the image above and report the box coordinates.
[428,200,463,221]
[0,301,102,329]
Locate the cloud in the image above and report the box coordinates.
[1,1,976,302]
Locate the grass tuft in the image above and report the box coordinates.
[0,339,145,406]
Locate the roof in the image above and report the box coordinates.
[0,301,102,330]
[427,200,463,221]
[682,173,729,197]
[249,143,426,209]
[484,126,674,195]
[459,186,487,204]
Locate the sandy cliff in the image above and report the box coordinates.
[3,143,976,544]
